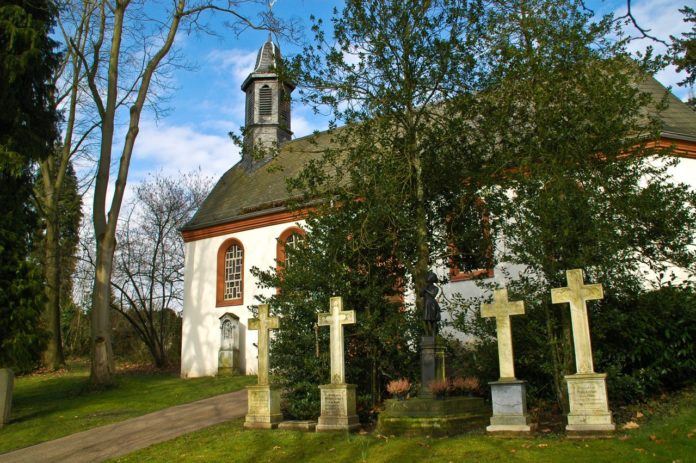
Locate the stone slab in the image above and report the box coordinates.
[0,368,13,427]
[218,348,240,374]
[565,373,615,435]
[244,385,282,429]
[316,383,360,432]
[378,396,489,437]
[278,420,317,432]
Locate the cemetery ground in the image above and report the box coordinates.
[112,386,696,462]
[0,361,694,462]
[0,358,254,454]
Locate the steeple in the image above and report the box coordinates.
[240,37,294,170]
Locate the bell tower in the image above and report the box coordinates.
[241,37,294,170]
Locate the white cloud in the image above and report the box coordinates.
[131,119,240,180]
[207,48,258,82]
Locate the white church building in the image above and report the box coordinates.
[179,38,696,378]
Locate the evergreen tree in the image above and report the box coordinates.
[0,0,60,371]
[450,0,696,408]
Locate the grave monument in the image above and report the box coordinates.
[551,269,615,435]
[218,313,240,374]
[481,288,533,434]
[377,271,488,436]
[315,296,361,432]
[244,304,283,429]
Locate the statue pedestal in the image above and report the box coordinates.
[244,385,283,429]
[316,383,360,432]
[420,336,446,397]
[565,373,615,437]
[0,369,13,428]
[487,379,534,434]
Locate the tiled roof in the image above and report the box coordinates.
[183,77,696,232]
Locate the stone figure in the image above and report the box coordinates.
[221,319,238,351]
[422,271,441,337]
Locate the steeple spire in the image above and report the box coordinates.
[240,38,294,170]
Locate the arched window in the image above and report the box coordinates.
[217,238,244,306]
[259,85,272,116]
[448,198,494,282]
[276,227,306,290]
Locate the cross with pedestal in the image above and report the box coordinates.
[248,304,280,386]
[551,269,603,375]
[481,288,525,380]
[318,296,356,384]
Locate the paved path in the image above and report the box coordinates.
[0,389,247,463]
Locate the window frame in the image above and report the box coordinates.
[276,226,306,273]
[216,238,245,307]
[448,204,495,282]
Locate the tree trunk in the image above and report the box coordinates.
[42,213,64,369]
[90,233,116,384]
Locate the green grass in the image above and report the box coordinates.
[113,390,696,463]
[0,359,254,454]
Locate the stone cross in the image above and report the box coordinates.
[551,269,604,375]
[248,304,279,386]
[481,288,525,380]
[318,296,356,384]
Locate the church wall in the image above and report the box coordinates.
[181,219,306,378]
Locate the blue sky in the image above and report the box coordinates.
[122,0,694,188]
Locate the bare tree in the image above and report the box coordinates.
[64,0,292,385]
[111,171,211,368]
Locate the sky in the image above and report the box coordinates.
[113,0,694,194]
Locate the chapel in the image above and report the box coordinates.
[179,38,696,378]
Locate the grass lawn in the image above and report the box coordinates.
[0,359,254,454]
[113,389,696,463]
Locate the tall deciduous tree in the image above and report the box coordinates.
[67,0,289,385]
[111,171,210,368]
[0,0,60,371]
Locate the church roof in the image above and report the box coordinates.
[182,131,332,232]
[639,78,696,141]
[182,76,696,234]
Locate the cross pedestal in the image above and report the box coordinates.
[552,269,614,435]
[316,297,360,432]
[245,304,283,429]
[481,289,533,434]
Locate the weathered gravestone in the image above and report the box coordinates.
[244,304,283,429]
[316,296,360,432]
[0,368,13,428]
[218,313,240,374]
[481,288,533,434]
[552,269,615,436]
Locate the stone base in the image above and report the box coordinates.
[565,373,615,436]
[244,385,283,429]
[487,380,533,434]
[316,383,361,432]
[377,396,488,437]
[218,348,240,375]
[420,336,446,398]
[0,369,13,428]
[278,420,317,432]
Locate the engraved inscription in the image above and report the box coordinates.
[249,391,269,414]
[322,391,344,416]
[569,382,606,412]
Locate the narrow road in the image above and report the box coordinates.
[0,389,247,463]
